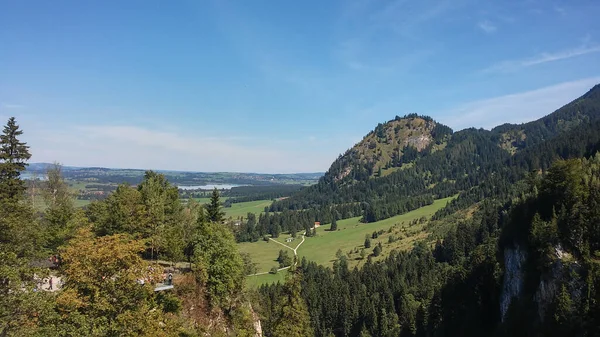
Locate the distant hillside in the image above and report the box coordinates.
[271,84,600,223]
[327,114,452,183]
[26,165,323,186]
[492,83,600,153]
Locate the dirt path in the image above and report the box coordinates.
[248,234,306,277]
[269,234,305,259]
[293,235,305,256]
[269,238,295,250]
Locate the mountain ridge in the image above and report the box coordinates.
[270,83,600,223]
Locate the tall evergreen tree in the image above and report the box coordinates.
[0,118,47,336]
[271,273,314,337]
[330,216,338,231]
[0,117,38,256]
[0,117,31,200]
[206,187,225,223]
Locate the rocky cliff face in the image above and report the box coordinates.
[252,305,263,337]
[501,243,585,323]
[533,245,583,320]
[500,245,526,321]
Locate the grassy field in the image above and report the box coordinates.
[190,197,272,218]
[191,197,231,204]
[67,181,89,190]
[32,195,91,211]
[191,197,212,204]
[223,199,273,218]
[238,239,287,273]
[246,270,288,287]
[296,196,455,267]
[241,196,456,286]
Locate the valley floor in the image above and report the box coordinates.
[240,195,456,286]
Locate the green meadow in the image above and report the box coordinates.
[246,270,289,287]
[223,199,273,218]
[240,195,456,286]
[237,239,287,273]
[190,198,270,218]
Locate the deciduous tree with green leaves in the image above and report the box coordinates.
[42,163,76,251]
[192,217,244,308]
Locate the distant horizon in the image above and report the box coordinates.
[18,86,600,174]
[25,162,325,176]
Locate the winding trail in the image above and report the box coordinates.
[248,234,306,276]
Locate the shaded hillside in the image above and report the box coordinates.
[492,84,600,152]
[259,153,600,337]
[271,84,600,224]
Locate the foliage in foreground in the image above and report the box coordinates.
[0,117,257,336]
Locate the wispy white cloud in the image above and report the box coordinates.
[1,102,25,109]
[27,124,340,173]
[437,77,600,131]
[554,6,566,15]
[478,20,497,33]
[484,44,600,73]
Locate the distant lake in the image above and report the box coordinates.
[177,184,244,190]
[21,173,48,181]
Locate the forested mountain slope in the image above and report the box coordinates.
[251,84,600,336]
[260,153,600,337]
[271,85,600,224]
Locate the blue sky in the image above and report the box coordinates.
[1,0,599,173]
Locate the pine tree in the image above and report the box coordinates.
[206,187,225,223]
[0,117,38,256]
[373,244,382,257]
[0,117,31,200]
[0,118,46,336]
[359,325,373,337]
[272,273,314,337]
[272,224,281,238]
[330,216,338,231]
[364,236,371,248]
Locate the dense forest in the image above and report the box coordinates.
[259,153,600,337]
[251,85,600,337]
